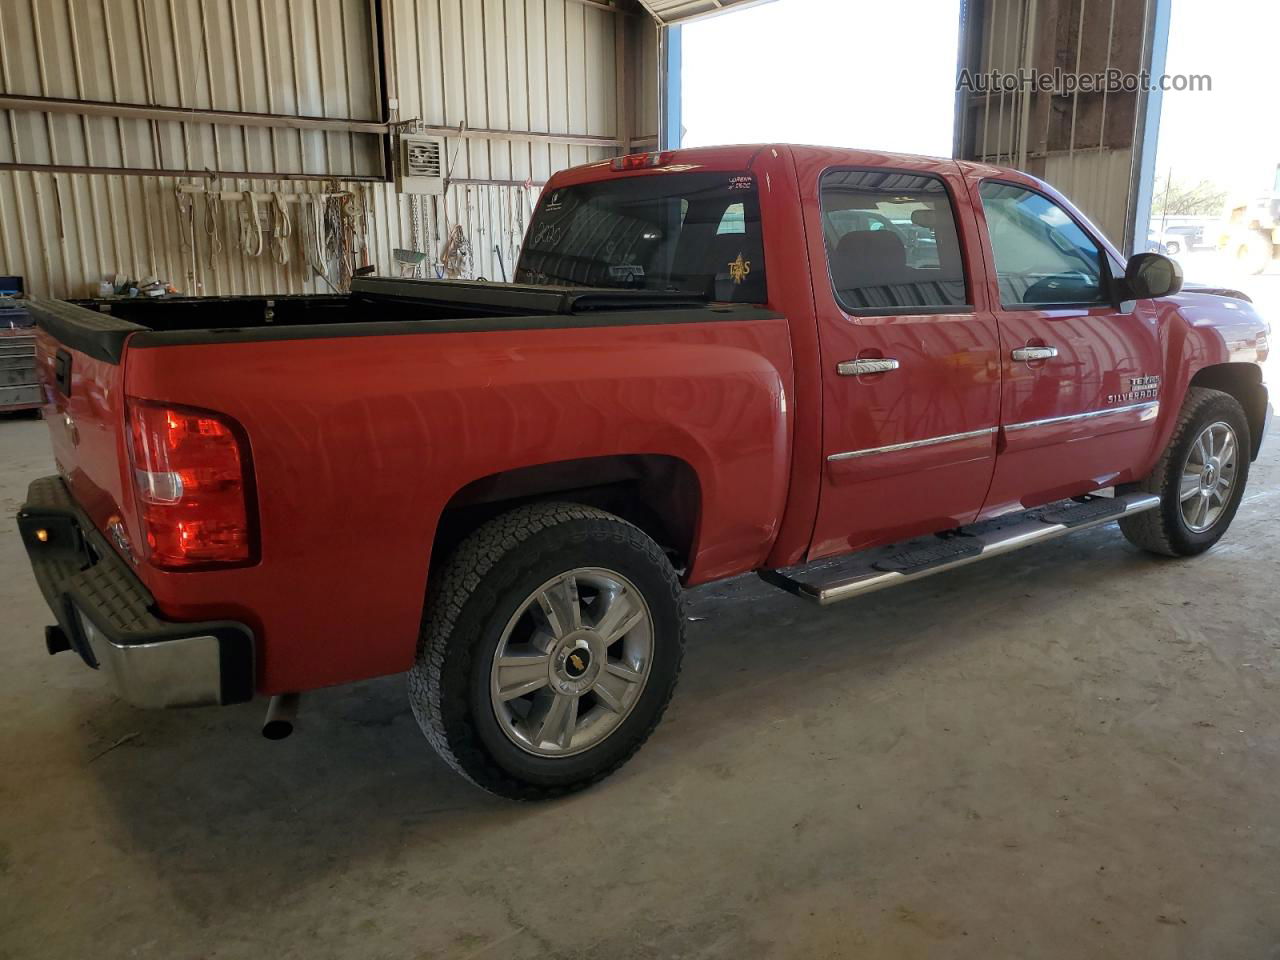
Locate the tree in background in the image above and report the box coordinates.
[1152,174,1228,217]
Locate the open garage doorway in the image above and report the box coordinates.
[677,0,963,156]
[1152,0,1279,380]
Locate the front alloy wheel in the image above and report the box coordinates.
[1178,421,1239,533]
[1120,387,1251,556]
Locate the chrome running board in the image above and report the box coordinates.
[759,492,1160,606]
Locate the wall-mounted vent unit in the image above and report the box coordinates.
[398,135,446,194]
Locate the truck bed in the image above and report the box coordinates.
[37,277,709,363]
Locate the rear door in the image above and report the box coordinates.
[966,177,1165,515]
[800,157,1002,559]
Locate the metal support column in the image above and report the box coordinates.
[1126,0,1173,255]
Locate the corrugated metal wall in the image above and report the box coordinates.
[375,0,621,284]
[0,0,654,298]
[634,0,771,25]
[955,0,1160,250]
[0,0,383,177]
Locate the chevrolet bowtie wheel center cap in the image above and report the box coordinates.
[564,646,591,678]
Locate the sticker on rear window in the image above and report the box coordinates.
[609,264,645,281]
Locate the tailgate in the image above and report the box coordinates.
[27,298,145,547]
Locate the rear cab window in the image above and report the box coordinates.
[516,172,766,303]
[819,170,970,314]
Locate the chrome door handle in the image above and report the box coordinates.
[1012,346,1058,362]
[837,358,900,376]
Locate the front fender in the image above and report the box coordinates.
[1148,292,1269,466]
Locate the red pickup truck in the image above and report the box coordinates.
[18,145,1272,799]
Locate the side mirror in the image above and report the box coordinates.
[1120,252,1183,301]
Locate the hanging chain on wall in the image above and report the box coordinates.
[203,182,224,271]
[408,193,422,278]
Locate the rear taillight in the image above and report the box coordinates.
[126,399,255,569]
[610,151,673,171]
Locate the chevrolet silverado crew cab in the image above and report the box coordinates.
[17,145,1272,799]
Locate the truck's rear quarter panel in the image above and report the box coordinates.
[124,314,794,693]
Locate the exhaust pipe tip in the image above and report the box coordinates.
[45,625,72,656]
[262,693,300,740]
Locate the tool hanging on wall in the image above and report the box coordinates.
[344,191,368,270]
[302,195,328,278]
[325,196,347,288]
[174,186,197,291]
[175,187,195,256]
[269,193,292,265]
[203,183,224,271]
[238,191,264,258]
[441,224,472,279]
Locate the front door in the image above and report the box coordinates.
[966,177,1166,516]
[803,160,1002,560]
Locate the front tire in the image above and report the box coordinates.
[409,502,684,799]
[1120,387,1250,556]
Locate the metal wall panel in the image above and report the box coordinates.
[635,0,773,26]
[955,0,1163,251]
[1043,147,1133,245]
[382,0,617,283]
[0,0,640,298]
[0,170,386,298]
[0,0,383,178]
[632,18,660,143]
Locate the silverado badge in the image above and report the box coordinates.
[728,253,752,285]
[1107,375,1161,404]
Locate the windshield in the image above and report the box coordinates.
[515,171,766,302]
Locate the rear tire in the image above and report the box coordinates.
[408,502,684,800]
[1119,387,1250,556]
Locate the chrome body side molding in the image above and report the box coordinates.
[1003,400,1159,432]
[827,426,997,462]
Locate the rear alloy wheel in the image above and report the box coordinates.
[409,502,684,799]
[1120,387,1251,556]
[490,567,654,757]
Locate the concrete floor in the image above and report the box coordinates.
[2,406,1280,960]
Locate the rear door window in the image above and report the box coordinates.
[516,172,766,303]
[820,170,970,312]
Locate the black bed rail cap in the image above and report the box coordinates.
[351,276,708,315]
[27,297,144,365]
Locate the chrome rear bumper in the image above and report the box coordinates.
[17,476,254,708]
